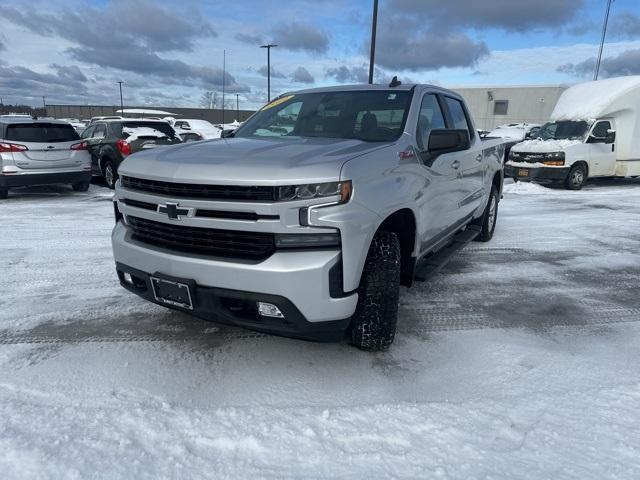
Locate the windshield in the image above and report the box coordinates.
[536,121,589,141]
[6,123,80,143]
[235,90,412,142]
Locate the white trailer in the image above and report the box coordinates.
[505,76,640,189]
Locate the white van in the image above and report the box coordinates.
[505,76,640,189]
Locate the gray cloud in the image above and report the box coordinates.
[51,64,87,82]
[257,65,286,79]
[390,0,583,31]
[610,12,640,40]
[0,63,90,103]
[326,65,369,83]
[376,25,488,71]
[291,66,314,84]
[272,22,329,54]
[557,49,640,78]
[2,1,216,53]
[0,39,5,51]
[235,32,263,45]
[0,2,239,91]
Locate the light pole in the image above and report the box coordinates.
[260,44,278,102]
[117,81,124,114]
[368,0,379,84]
[222,49,226,125]
[235,93,240,121]
[594,0,613,81]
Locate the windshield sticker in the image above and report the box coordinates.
[261,95,295,111]
[387,93,397,100]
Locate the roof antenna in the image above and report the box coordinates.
[389,76,401,88]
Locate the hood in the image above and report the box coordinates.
[119,136,390,185]
[511,138,583,153]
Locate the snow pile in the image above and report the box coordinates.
[513,138,582,152]
[122,126,167,142]
[503,181,552,194]
[551,76,640,121]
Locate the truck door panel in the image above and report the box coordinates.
[588,120,617,176]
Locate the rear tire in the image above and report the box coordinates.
[473,185,499,242]
[103,160,117,189]
[0,188,7,199]
[565,163,587,190]
[350,231,401,351]
[72,182,90,192]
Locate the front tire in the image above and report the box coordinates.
[565,163,587,190]
[473,185,499,242]
[72,182,90,192]
[350,231,401,351]
[103,160,117,189]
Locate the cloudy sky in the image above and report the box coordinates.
[0,0,639,110]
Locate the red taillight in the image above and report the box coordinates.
[70,141,88,150]
[116,139,131,156]
[0,142,28,152]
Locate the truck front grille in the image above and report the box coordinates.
[121,176,276,202]
[127,216,275,260]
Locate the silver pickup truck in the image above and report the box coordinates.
[111,83,505,350]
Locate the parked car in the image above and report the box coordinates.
[486,123,541,165]
[0,118,91,198]
[172,119,222,142]
[111,83,505,350]
[81,119,181,189]
[58,118,88,134]
[506,76,640,189]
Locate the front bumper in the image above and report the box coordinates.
[505,164,569,184]
[111,222,358,339]
[0,170,91,188]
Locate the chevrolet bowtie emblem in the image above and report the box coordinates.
[157,202,193,220]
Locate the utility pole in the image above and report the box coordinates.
[42,96,46,108]
[594,0,613,81]
[222,49,226,125]
[368,0,379,84]
[260,44,278,102]
[235,94,239,121]
[117,81,124,114]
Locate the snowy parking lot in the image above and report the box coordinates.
[1,179,640,479]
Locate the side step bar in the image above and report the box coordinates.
[414,225,481,282]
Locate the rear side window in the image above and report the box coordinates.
[417,94,446,150]
[94,124,107,138]
[444,97,474,139]
[6,123,80,142]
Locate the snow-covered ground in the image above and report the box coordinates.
[1,179,640,479]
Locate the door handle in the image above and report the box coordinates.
[475,154,483,162]
[451,160,461,170]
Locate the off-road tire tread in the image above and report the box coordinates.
[350,231,401,351]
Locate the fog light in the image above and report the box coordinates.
[258,302,284,318]
[123,272,134,285]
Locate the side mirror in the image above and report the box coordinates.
[422,129,470,165]
[606,129,616,144]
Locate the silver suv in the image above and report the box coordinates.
[0,118,92,198]
[112,84,505,350]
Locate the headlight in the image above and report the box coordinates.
[276,181,352,203]
[543,152,565,166]
[275,231,341,248]
[509,151,520,160]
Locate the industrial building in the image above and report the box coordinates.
[452,85,569,131]
[44,104,255,124]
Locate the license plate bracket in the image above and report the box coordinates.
[150,276,194,310]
